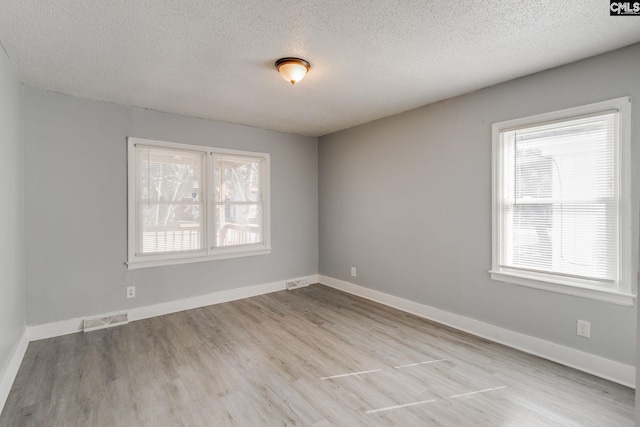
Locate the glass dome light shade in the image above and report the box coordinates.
[275,58,310,85]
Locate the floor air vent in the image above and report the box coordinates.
[83,313,129,332]
[286,279,309,290]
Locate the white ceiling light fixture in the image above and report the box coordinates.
[275,57,310,85]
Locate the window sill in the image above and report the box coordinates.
[489,270,635,306]
[127,247,272,270]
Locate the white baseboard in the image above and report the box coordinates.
[0,328,29,415]
[28,274,319,341]
[318,275,635,388]
[27,317,84,341]
[130,273,318,322]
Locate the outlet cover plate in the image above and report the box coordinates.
[577,320,591,338]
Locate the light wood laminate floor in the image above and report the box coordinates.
[1,284,634,426]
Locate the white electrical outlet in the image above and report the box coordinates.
[577,320,591,338]
[351,267,356,277]
[127,286,136,299]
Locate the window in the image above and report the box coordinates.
[490,97,633,305]
[127,137,270,269]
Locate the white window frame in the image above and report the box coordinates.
[127,137,271,269]
[490,97,634,306]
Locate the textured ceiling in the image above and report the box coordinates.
[0,1,639,137]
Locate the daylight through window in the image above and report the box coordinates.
[127,138,271,269]
[490,98,632,305]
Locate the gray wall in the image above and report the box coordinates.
[319,43,640,366]
[24,89,318,325]
[0,50,25,374]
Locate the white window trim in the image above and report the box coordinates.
[490,97,634,306]
[127,137,271,270]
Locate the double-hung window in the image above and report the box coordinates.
[490,97,633,305]
[127,137,271,269]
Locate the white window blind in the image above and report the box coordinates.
[136,145,205,255]
[499,113,617,284]
[491,97,633,305]
[212,155,263,248]
[127,138,271,269]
